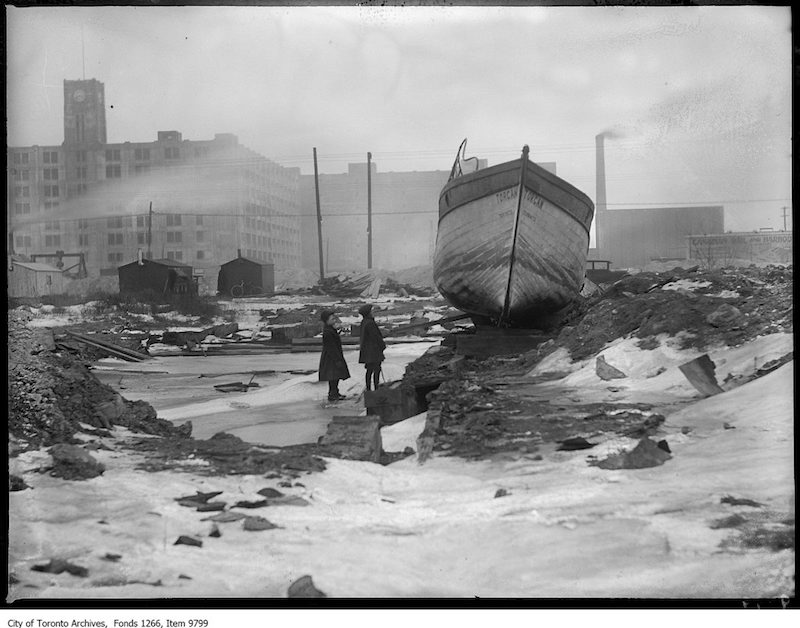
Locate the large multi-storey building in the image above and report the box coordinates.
[7,79,302,293]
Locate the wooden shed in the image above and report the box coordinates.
[217,255,274,297]
[118,258,196,296]
[7,260,66,298]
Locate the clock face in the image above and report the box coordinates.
[73,89,86,103]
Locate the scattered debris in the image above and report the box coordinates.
[595,355,627,380]
[721,495,763,508]
[656,440,671,454]
[48,444,105,480]
[709,514,747,529]
[174,536,203,547]
[257,487,285,499]
[200,511,247,523]
[557,437,596,451]
[288,575,327,598]
[31,559,89,577]
[100,553,122,562]
[723,422,736,430]
[195,501,227,512]
[317,415,383,463]
[592,437,672,470]
[209,525,222,538]
[706,303,742,328]
[9,474,29,491]
[233,500,269,509]
[242,516,279,531]
[494,488,509,498]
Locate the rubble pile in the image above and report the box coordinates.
[549,264,793,362]
[8,311,186,449]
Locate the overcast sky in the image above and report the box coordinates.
[6,4,792,232]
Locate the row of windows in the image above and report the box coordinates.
[165,250,206,261]
[14,185,60,197]
[13,201,61,214]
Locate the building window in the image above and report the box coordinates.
[44,185,60,197]
[108,233,124,245]
[166,214,182,226]
[196,231,205,242]
[43,151,59,164]
[44,220,60,230]
[105,149,121,161]
[76,166,88,179]
[15,235,32,248]
[13,153,30,165]
[136,216,145,228]
[76,150,87,163]
[13,203,31,215]
[107,252,124,263]
[44,202,59,211]
[78,234,89,247]
[137,233,145,245]
[167,231,183,243]
[107,217,123,228]
[134,148,150,161]
[76,183,88,194]
[166,251,183,261]
[165,147,180,159]
[44,168,59,180]
[14,186,30,198]
[134,165,150,175]
[196,215,203,226]
[106,164,121,178]
[78,219,90,230]
[45,235,61,247]
[13,170,30,181]
[196,250,205,260]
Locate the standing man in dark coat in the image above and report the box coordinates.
[318,310,350,401]
[358,303,386,391]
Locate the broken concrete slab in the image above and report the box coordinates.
[678,354,725,397]
[31,559,88,577]
[174,536,203,547]
[318,415,383,463]
[595,355,627,380]
[242,516,279,531]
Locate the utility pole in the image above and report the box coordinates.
[367,152,373,269]
[146,201,153,259]
[781,206,789,231]
[313,148,325,281]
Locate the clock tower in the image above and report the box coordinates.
[63,79,107,146]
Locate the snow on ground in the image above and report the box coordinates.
[529,332,793,405]
[8,352,794,599]
[661,279,712,291]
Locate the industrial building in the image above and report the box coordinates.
[592,133,726,269]
[7,78,303,294]
[297,159,556,273]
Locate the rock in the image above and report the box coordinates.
[195,501,226,512]
[174,536,203,547]
[656,440,671,453]
[209,525,221,538]
[233,500,269,509]
[288,575,326,598]
[101,553,122,562]
[242,516,279,531]
[31,559,88,577]
[257,487,285,498]
[595,355,627,380]
[268,496,310,507]
[706,303,742,328]
[723,422,736,430]
[557,437,596,451]
[594,437,672,470]
[9,474,29,491]
[681,426,693,435]
[175,421,193,438]
[174,490,223,504]
[178,574,193,580]
[200,511,247,523]
[494,488,509,498]
[48,444,105,480]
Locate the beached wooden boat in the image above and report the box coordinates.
[433,140,594,326]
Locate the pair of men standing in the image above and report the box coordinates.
[318,303,386,402]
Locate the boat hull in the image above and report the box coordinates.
[433,157,594,324]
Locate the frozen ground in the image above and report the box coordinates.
[7,328,794,599]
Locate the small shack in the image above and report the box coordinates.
[217,254,274,297]
[7,260,66,298]
[118,258,196,296]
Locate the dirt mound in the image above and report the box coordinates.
[8,311,185,449]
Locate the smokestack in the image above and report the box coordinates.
[595,133,608,254]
